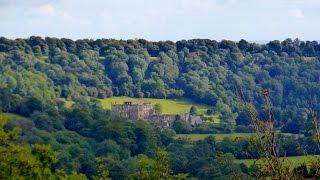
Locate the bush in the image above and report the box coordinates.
[235,125,254,133]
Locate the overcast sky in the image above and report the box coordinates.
[0,0,319,41]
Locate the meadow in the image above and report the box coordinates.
[235,155,320,169]
[100,97,209,114]
[175,133,298,142]
[63,97,220,123]
[175,133,253,141]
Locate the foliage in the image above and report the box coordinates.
[2,37,320,178]
[1,37,320,130]
[154,103,163,114]
[131,149,172,179]
[0,113,85,179]
[175,133,253,142]
[189,106,198,115]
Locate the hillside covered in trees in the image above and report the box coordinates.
[2,37,320,179]
[1,37,320,133]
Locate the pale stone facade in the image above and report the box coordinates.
[149,114,177,128]
[111,102,154,120]
[180,113,203,126]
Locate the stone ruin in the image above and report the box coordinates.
[111,102,154,120]
[110,102,203,128]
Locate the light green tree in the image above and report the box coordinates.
[0,113,87,179]
[154,103,163,114]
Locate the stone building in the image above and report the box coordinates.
[110,102,154,120]
[180,113,203,126]
[149,114,178,128]
[111,102,203,128]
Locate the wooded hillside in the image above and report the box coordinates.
[1,37,319,133]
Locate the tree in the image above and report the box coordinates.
[189,106,198,115]
[146,52,179,84]
[0,113,86,179]
[142,78,166,98]
[95,157,112,180]
[153,150,171,179]
[235,112,250,126]
[172,119,190,134]
[154,103,163,114]
[131,150,173,180]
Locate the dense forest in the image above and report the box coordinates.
[1,37,320,132]
[1,37,320,179]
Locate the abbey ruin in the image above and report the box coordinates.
[110,102,203,128]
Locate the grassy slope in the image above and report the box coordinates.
[175,133,297,142]
[235,155,320,169]
[100,96,210,115]
[175,133,253,141]
[63,97,220,123]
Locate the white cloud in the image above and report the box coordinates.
[144,9,167,25]
[24,4,55,17]
[56,11,90,25]
[181,0,223,12]
[59,11,74,22]
[227,0,238,5]
[290,8,304,19]
[120,16,137,25]
[22,3,91,26]
[291,0,320,5]
[100,12,113,23]
[0,0,57,7]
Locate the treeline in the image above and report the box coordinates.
[1,37,320,133]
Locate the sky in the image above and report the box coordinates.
[0,0,319,41]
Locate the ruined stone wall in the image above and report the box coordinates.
[111,103,137,120]
[180,113,203,126]
[111,102,154,120]
[149,114,177,127]
[137,103,154,120]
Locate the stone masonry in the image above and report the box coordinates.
[111,102,154,120]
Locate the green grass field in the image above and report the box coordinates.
[100,96,210,115]
[62,96,220,123]
[235,155,320,169]
[175,133,253,141]
[175,133,299,142]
